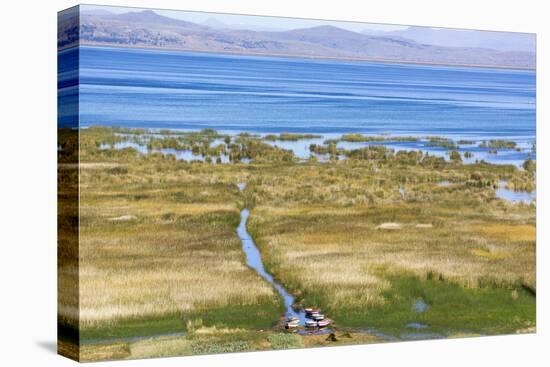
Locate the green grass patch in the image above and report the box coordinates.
[80,301,283,342]
[331,272,535,336]
[182,302,284,331]
[67,126,536,354]
[79,314,186,341]
[190,340,250,355]
[268,333,303,349]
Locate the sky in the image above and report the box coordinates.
[81,4,409,33]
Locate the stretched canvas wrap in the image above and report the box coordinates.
[58,4,536,362]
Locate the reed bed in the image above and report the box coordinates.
[59,127,535,359]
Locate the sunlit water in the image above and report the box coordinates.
[495,180,536,203]
[70,45,536,167]
[69,46,535,143]
[99,133,534,168]
[61,45,536,338]
[437,180,535,204]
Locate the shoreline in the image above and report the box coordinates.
[78,125,536,143]
[59,42,536,71]
[85,126,536,169]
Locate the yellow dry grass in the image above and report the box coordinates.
[471,223,536,242]
[129,336,192,359]
[250,197,535,313]
[470,248,511,260]
[60,127,536,351]
[59,160,278,330]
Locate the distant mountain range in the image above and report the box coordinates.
[59,9,535,69]
[362,26,535,53]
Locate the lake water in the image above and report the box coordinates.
[68,46,534,143]
[61,45,535,337]
[62,45,536,166]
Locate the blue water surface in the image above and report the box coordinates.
[68,45,534,141]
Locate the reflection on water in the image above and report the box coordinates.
[496,181,536,203]
[100,141,230,163]
[100,141,147,153]
[436,180,536,204]
[336,138,535,167]
[264,138,325,159]
[100,133,535,168]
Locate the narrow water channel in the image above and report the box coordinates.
[235,184,456,338]
[237,208,307,325]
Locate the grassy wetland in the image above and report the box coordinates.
[58,126,535,361]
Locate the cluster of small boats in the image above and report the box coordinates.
[285,308,332,329]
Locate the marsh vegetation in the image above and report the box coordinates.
[58,127,536,361]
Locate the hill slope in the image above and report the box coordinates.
[60,10,535,69]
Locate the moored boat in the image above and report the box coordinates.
[304,307,320,315]
[286,318,300,329]
[305,319,318,328]
[317,319,332,327]
[312,314,325,321]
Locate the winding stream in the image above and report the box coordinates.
[236,183,307,325]
[234,184,477,340]
[237,208,307,325]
